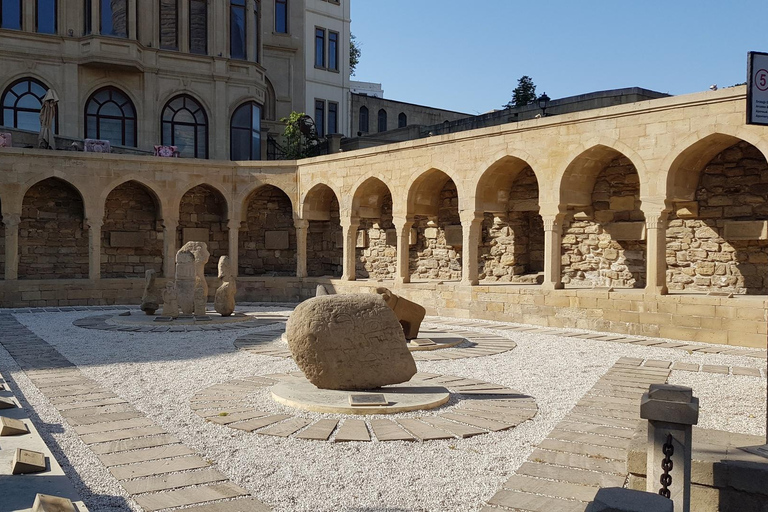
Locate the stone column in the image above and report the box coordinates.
[542,214,565,290]
[261,127,270,161]
[3,214,20,281]
[295,219,309,278]
[163,218,178,278]
[460,211,483,286]
[393,216,414,285]
[228,219,241,277]
[640,384,699,512]
[340,217,360,281]
[86,218,102,280]
[645,212,669,295]
[178,0,190,52]
[127,0,137,39]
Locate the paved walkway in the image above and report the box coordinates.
[0,314,271,512]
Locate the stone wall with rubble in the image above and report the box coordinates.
[561,157,646,288]
[666,142,768,294]
[19,178,89,279]
[356,193,395,279]
[177,185,228,275]
[410,181,462,281]
[101,181,164,278]
[479,168,544,283]
[239,186,296,276]
[307,195,343,277]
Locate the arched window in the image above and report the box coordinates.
[230,101,262,160]
[359,106,369,133]
[377,109,387,132]
[2,78,55,133]
[85,87,137,147]
[398,112,407,128]
[161,95,208,158]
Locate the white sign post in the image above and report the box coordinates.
[747,52,768,126]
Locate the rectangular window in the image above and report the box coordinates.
[328,102,338,135]
[84,0,91,34]
[189,0,207,54]
[315,100,325,138]
[315,28,325,68]
[159,0,178,50]
[36,0,56,33]
[101,0,127,38]
[328,31,338,71]
[1,0,22,30]
[230,0,246,59]
[274,0,286,33]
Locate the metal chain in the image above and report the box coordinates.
[659,433,674,498]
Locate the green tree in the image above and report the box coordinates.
[280,111,321,159]
[505,75,537,109]
[350,34,361,76]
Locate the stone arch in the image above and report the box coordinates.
[101,180,163,278]
[475,156,544,283]
[559,146,646,288]
[99,176,164,220]
[19,177,88,279]
[237,182,294,223]
[351,177,395,279]
[302,184,342,277]
[665,137,768,294]
[178,184,228,275]
[407,168,462,281]
[263,76,277,121]
[239,185,296,277]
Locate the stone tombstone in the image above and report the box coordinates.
[140,269,159,315]
[214,255,236,317]
[194,276,206,316]
[444,225,463,247]
[315,284,330,296]
[176,241,210,315]
[286,294,417,390]
[376,287,426,340]
[162,281,179,318]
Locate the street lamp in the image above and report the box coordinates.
[537,93,550,117]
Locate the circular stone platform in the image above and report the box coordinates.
[271,374,450,415]
[73,311,287,333]
[190,372,538,443]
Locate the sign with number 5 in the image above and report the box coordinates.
[747,52,768,125]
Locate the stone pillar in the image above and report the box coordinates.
[542,214,565,290]
[640,384,699,512]
[295,218,309,278]
[328,133,343,153]
[3,214,20,281]
[645,212,669,295]
[261,127,270,161]
[393,216,414,285]
[460,211,483,286]
[228,219,241,277]
[178,0,190,52]
[86,218,102,280]
[163,218,178,278]
[340,217,360,281]
[127,0,137,39]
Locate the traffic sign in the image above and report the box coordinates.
[747,52,768,125]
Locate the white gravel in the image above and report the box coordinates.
[1,308,765,512]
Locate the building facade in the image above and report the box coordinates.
[350,93,470,136]
[0,0,351,159]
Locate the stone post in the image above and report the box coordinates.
[261,127,270,161]
[645,212,669,295]
[340,217,360,281]
[86,218,102,280]
[3,214,20,281]
[393,216,414,285]
[542,214,565,290]
[162,218,178,278]
[328,133,343,153]
[640,384,699,512]
[295,218,309,278]
[227,219,240,277]
[460,211,483,286]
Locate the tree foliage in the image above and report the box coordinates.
[505,75,537,109]
[350,34,361,76]
[280,111,318,160]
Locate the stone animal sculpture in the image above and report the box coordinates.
[140,269,159,315]
[375,287,426,340]
[214,255,236,317]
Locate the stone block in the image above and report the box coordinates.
[586,487,673,512]
[32,494,76,512]
[0,417,28,436]
[609,195,637,211]
[12,448,46,474]
[356,230,368,248]
[385,229,397,246]
[510,199,539,212]
[0,396,16,409]
[723,220,768,240]
[444,225,463,247]
[409,227,417,245]
[182,227,210,244]
[109,231,144,248]
[573,207,594,220]
[265,231,290,250]
[676,201,699,218]
[606,222,646,241]
[424,227,439,239]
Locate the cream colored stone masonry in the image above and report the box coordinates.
[1,87,767,346]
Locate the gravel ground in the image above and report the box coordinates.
[1,308,765,512]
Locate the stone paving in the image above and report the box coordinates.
[73,312,287,333]
[0,313,271,512]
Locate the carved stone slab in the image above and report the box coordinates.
[110,231,144,248]
[0,417,28,436]
[12,448,46,474]
[605,221,646,241]
[265,230,290,250]
[349,394,388,406]
[182,228,210,244]
[723,220,768,240]
[0,396,16,409]
[444,225,463,247]
[32,494,76,512]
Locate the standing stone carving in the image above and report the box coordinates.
[162,281,179,318]
[175,241,209,315]
[194,277,207,316]
[315,284,330,296]
[214,256,236,317]
[376,287,426,340]
[140,269,159,315]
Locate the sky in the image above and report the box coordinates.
[350,1,768,115]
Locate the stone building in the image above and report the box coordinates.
[350,93,470,137]
[0,0,351,159]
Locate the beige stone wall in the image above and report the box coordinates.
[239,186,296,276]
[356,194,395,279]
[306,194,342,277]
[178,185,228,276]
[410,180,461,281]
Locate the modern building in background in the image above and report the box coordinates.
[0,0,351,159]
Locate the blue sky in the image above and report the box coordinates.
[351,1,768,114]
